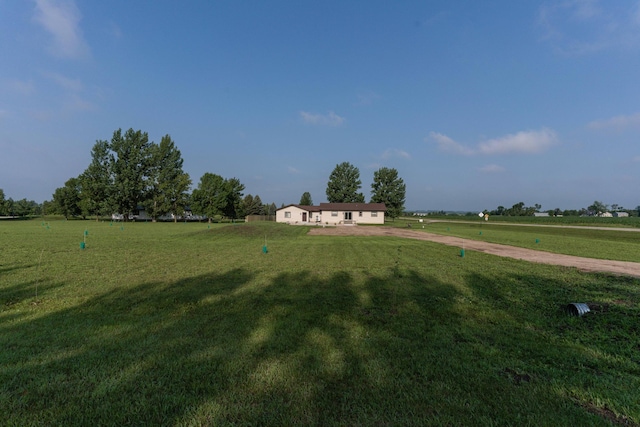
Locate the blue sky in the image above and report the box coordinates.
[1,0,640,211]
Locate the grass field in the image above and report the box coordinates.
[1,219,639,425]
[394,219,640,263]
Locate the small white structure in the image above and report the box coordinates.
[599,212,613,218]
[276,203,386,225]
[613,212,629,218]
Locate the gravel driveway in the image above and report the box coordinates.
[308,226,640,278]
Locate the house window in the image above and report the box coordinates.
[371,212,378,217]
[359,212,363,217]
[284,212,291,218]
[331,211,338,217]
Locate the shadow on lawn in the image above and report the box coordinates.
[1,265,639,425]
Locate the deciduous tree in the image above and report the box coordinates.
[326,162,365,203]
[52,177,82,219]
[80,140,112,221]
[370,167,405,219]
[108,128,154,220]
[146,135,191,222]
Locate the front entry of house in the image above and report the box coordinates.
[302,212,307,222]
[344,212,352,224]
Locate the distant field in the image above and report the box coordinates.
[1,219,639,425]
[406,215,640,227]
[394,218,640,263]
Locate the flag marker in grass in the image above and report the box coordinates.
[535,238,540,244]
[262,234,268,253]
[80,230,88,249]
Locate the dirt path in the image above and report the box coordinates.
[308,226,640,278]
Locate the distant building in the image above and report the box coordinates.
[613,212,629,217]
[276,203,386,225]
[599,212,613,217]
[533,212,549,217]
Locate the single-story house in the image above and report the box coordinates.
[276,202,386,225]
[533,212,549,217]
[613,212,629,218]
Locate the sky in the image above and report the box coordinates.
[1,0,640,212]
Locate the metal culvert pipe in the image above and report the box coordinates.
[566,303,591,316]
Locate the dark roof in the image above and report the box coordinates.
[277,204,321,212]
[277,203,386,212]
[319,202,386,211]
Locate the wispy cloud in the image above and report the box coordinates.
[537,0,640,54]
[479,164,506,173]
[44,71,83,92]
[299,111,345,126]
[287,166,300,174]
[381,148,410,160]
[429,128,557,155]
[588,112,640,130]
[429,132,475,155]
[7,79,36,96]
[356,90,381,106]
[33,0,89,59]
[478,128,557,154]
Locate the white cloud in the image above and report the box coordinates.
[588,112,640,130]
[381,148,410,160]
[429,132,475,155]
[287,166,300,174]
[479,164,506,173]
[33,0,89,59]
[478,128,557,154]
[299,110,345,126]
[429,128,557,156]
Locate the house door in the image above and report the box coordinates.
[344,212,352,221]
[302,212,307,222]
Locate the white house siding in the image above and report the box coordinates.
[276,203,386,225]
[275,205,313,224]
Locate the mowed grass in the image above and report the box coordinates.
[1,220,639,425]
[397,220,640,262]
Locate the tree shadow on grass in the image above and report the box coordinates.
[464,269,640,425]
[2,263,638,425]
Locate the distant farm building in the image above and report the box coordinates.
[613,212,629,218]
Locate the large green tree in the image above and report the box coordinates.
[588,200,608,215]
[326,162,365,203]
[221,178,245,220]
[191,173,227,222]
[299,191,313,206]
[191,174,245,221]
[108,128,154,220]
[370,167,406,219]
[146,135,191,222]
[0,189,5,215]
[80,140,112,221]
[52,177,82,219]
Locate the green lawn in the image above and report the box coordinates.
[393,219,640,263]
[1,220,639,425]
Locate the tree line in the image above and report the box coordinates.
[483,201,639,217]
[47,128,279,222]
[0,189,41,217]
